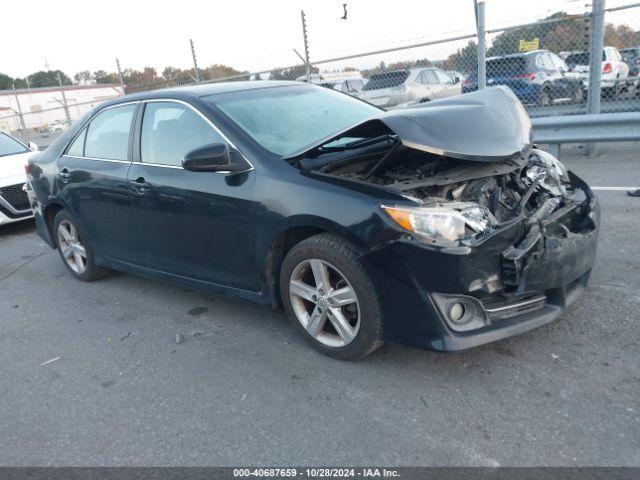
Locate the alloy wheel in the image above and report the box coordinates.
[57,219,88,274]
[289,258,360,348]
[540,90,551,106]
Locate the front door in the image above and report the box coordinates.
[127,100,259,290]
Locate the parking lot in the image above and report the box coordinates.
[0,143,639,467]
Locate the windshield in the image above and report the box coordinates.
[210,85,380,156]
[0,133,29,157]
[362,71,410,90]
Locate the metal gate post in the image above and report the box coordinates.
[586,0,605,157]
[475,0,486,89]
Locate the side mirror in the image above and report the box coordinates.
[182,143,248,173]
[28,141,39,151]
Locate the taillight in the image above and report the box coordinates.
[513,73,536,81]
[602,62,612,74]
[24,164,29,174]
[462,79,472,86]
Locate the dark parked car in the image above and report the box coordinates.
[621,47,640,75]
[463,50,584,105]
[26,82,600,359]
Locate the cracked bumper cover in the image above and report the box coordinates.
[362,173,601,352]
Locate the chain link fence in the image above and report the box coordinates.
[0,85,123,148]
[1,2,639,147]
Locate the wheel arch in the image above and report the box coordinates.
[264,218,367,308]
[43,201,67,248]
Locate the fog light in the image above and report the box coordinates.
[448,303,466,323]
[431,293,489,332]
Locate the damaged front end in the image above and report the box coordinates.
[288,86,600,350]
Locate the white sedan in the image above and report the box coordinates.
[0,132,38,226]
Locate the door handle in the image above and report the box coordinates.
[58,167,71,182]
[129,177,152,194]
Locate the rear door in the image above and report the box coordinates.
[417,69,438,100]
[58,103,144,264]
[127,100,258,290]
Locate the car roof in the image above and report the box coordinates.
[486,50,546,61]
[103,80,303,106]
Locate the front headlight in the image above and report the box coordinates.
[528,148,569,196]
[382,204,496,245]
[533,148,568,181]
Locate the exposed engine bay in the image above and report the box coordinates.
[313,141,580,226]
[287,86,595,250]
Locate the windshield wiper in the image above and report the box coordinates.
[317,134,397,153]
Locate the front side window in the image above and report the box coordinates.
[0,133,28,157]
[210,85,380,157]
[141,102,224,167]
[433,69,453,84]
[85,104,136,160]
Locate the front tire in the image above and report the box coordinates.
[572,84,584,104]
[280,234,383,360]
[53,209,108,282]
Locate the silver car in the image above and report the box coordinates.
[357,68,461,108]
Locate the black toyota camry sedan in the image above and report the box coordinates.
[26,82,600,360]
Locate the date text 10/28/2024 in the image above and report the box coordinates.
[233,468,400,478]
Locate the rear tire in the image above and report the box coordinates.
[280,233,383,360]
[53,209,109,282]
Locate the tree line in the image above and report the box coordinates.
[0,64,249,91]
[443,13,638,74]
[2,11,638,92]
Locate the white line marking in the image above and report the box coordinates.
[40,357,61,367]
[591,187,639,191]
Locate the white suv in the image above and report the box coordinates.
[0,132,38,226]
[565,47,631,94]
[357,68,461,108]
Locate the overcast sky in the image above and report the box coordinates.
[3,0,638,78]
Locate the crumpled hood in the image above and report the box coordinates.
[288,86,532,162]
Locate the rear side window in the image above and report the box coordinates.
[140,102,224,167]
[420,70,438,84]
[344,79,364,92]
[67,128,86,156]
[565,51,607,67]
[85,104,136,160]
[363,71,410,90]
[486,57,527,76]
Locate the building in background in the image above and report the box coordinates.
[0,84,123,137]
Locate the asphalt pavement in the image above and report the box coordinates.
[0,143,639,466]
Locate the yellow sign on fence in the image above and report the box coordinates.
[519,38,540,52]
